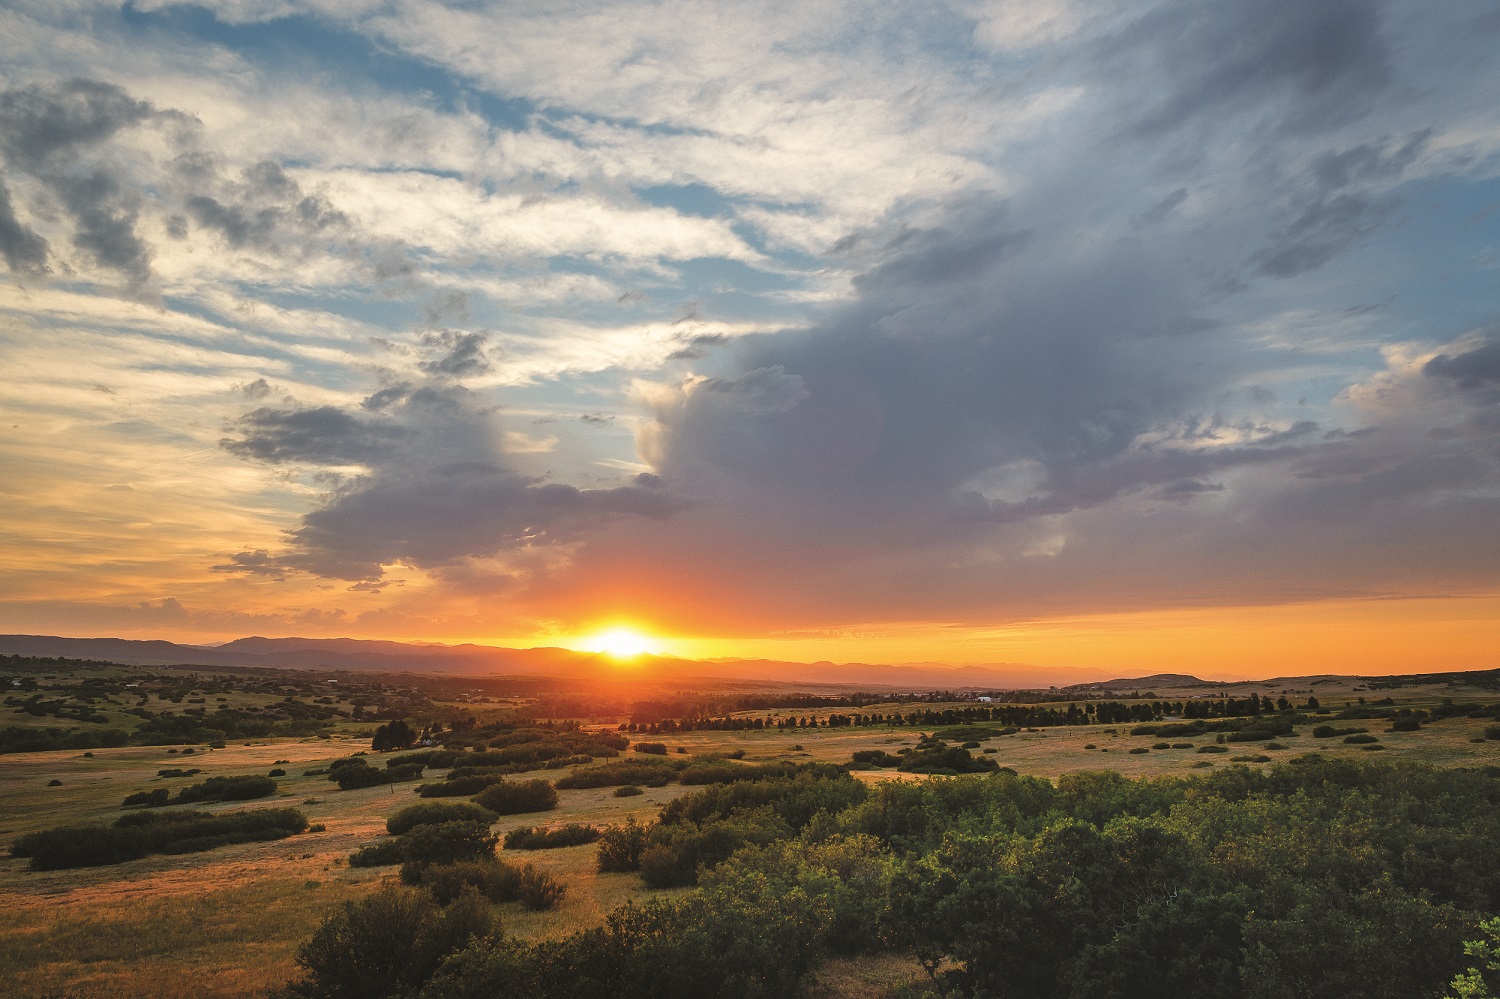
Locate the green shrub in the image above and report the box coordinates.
[417,774,507,798]
[270,768,287,777]
[122,787,170,808]
[554,760,673,789]
[517,864,566,910]
[402,859,522,905]
[399,821,499,866]
[15,808,308,870]
[286,883,494,999]
[1344,734,1379,745]
[472,780,559,815]
[387,802,497,836]
[1129,747,1149,755]
[633,742,668,755]
[503,824,600,850]
[349,839,406,868]
[1197,745,1228,754]
[596,818,649,872]
[614,785,644,797]
[176,774,277,802]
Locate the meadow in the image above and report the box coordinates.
[3,658,1500,997]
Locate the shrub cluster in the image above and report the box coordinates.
[471,780,559,815]
[12,807,308,870]
[503,824,600,850]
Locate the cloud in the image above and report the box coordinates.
[221,405,415,465]
[1104,0,1393,137]
[0,179,49,277]
[1424,337,1500,390]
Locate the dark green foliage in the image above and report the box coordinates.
[851,749,903,767]
[1129,747,1149,754]
[1345,733,1380,744]
[286,883,495,999]
[1388,718,1422,732]
[897,739,1001,774]
[555,759,674,789]
[371,719,417,752]
[633,742,668,755]
[416,774,505,797]
[330,758,423,790]
[517,865,566,910]
[596,818,649,873]
[387,749,463,769]
[1198,745,1229,753]
[13,807,307,870]
[1314,724,1368,738]
[399,820,498,866]
[471,779,559,815]
[176,774,278,802]
[155,768,201,777]
[269,768,287,777]
[614,785,644,797]
[504,824,600,850]
[386,801,497,836]
[123,787,170,808]
[348,839,406,868]
[402,859,522,905]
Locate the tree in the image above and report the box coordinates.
[372,719,417,752]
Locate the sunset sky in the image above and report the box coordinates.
[2,1,1499,676]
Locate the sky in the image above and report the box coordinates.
[2,0,1499,677]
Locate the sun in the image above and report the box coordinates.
[582,627,658,659]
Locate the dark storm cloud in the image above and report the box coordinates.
[0,178,48,277]
[224,379,688,581]
[221,406,414,465]
[419,330,493,378]
[1424,339,1500,390]
[1105,0,1393,137]
[285,464,684,581]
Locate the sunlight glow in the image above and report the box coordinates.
[581,627,658,659]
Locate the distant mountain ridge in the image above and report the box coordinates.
[0,633,1117,688]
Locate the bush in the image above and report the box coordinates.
[387,802,497,836]
[1129,747,1149,755]
[472,780,559,816]
[15,808,308,870]
[123,787,170,808]
[596,818,649,872]
[403,859,522,905]
[398,821,498,867]
[517,864,566,910]
[176,774,277,803]
[1344,734,1379,745]
[270,768,287,777]
[417,774,507,798]
[555,760,673,789]
[286,883,494,999]
[1197,745,1228,754]
[503,824,600,850]
[614,785,644,797]
[349,839,406,868]
[851,749,903,767]
[1387,719,1421,733]
[1484,724,1500,741]
[633,742,668,755]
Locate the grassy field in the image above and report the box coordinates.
[2,670,1498,997]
